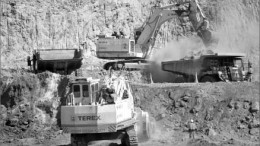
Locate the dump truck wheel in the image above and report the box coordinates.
[200,76,217,82]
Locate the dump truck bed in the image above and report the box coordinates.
[162,59,201,76]
[34,49,83,74]
[38,49,81,60]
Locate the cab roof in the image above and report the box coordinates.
[70,77,100,84]
[203,52,246,57]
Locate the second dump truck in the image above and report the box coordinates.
[27,49,83,75]
[162,52,251,82]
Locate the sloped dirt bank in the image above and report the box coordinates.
[0,71,70,144]
[131,82,260,146]
[0,70,259,146]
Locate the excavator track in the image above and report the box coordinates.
[121,125,139,146]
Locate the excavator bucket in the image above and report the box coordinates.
[198,30,219,47]
[135,108,156,143]
[198,29,212,47]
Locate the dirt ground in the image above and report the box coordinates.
[0,68,259,146]
[0,0,259,145]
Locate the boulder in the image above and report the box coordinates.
[7,117,19,127]
[249,118,260,129]
[19,104,26,112]
[228,100,235,108]
[237,123,246,129]
[168,91,175,100]
[184,92,191,97]
[159,94,164,99]
[182,96,190,101]
[250,101,259,113]
[249,128,259,135]
[243,101,250,109]
[234,102,240,109]
[174,100,181,108]
[180,100,187,107]
[207,128,217,136]
[0,105,7,113]
[160,113,166,119]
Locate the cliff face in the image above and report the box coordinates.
[0,0,154,68]
[208,0,259,79]
[0,1,259,145]
[1,0,258,79]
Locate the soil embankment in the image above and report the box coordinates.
[1,72,259,146]
[132,82,260,146]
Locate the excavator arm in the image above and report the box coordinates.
[134,0,213,59]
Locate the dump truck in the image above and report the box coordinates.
[161,52,250,82]
[60,74,154,145]
[96,0,215,70]
[27,49,83,75]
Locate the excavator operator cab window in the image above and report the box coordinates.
[73,85,81,98]
[134,31,141,43]
[83,85,89,97]
[91,83,99,103]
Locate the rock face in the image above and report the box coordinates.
[0,72,69,142]
[0,0,259,145]
[1,0,259,81]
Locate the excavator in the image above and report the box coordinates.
[96,0,214,70]
[61,73,155,145]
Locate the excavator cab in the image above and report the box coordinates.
[67,77,100,106]
[61,76,155,145]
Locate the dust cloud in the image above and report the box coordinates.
[149,37,205,83]
[149,0,259,82]
[211,0,259,81]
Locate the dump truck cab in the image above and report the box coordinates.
[67,78,100,106]
[61,76,154,145]
[200,53,247,82]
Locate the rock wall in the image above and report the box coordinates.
[0,72,70,142]
[1,0,258,79]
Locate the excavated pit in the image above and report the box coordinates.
[0,69,259,146]
[0,0,259,145]
[131,82,260,146]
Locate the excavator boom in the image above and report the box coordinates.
[135,0,213,59]
[96,0,214,70]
